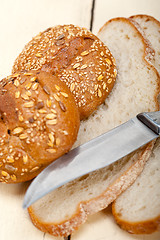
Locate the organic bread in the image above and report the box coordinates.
[27,18,160,237]
[0,71,80,183]
[12,25,117,120]
[112,14,160,234]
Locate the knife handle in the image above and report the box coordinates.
[137,111,160,135]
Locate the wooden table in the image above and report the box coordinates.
[0,0,160,239]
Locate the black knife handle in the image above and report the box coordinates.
[137,111,160,135]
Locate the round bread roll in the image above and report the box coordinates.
[12,25,117,119]
[0,71,80,183]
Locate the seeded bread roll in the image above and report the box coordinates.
[0,71,80,183]
[12,25,117,120]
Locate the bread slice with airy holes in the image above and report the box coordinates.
[112,15,160,235]
[27,17,160,237]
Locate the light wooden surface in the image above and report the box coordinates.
[0,0,160,240]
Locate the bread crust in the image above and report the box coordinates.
[112,202,160,234]
[12,25,117,120]
[130,14,160,27]
[0,71,80,183]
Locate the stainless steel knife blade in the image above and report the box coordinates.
[23,111,160,208]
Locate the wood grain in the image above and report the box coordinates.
[92,0,160,34]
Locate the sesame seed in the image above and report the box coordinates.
[1,170,9,177]
[34,35,41,40]
[94,85,98,91]
[46,119,57,125]
[100,51,104,56]
[11,73,20,78]
[46,149,57,153]
[51,109,57,114]
[81,64,87,70]
[47,141,53,147]
[38,109,47,114]
[46,99,52,108]
[30,76,37,82]
[106,58,112,65]
[43,85,50,95]
[32,82,39,90]
[103,83,107,90]
[114,69,117,77]
[13,127,24,135]
[36,53,42,58]
[23,155,28,164]
[46,113,56,120]
[55,39,65,46]
[55,85,60,91]
[14,80,20,87]
[107,78,112,84]
[30,166,39,172]
[7,157,14,163]
[53,94,60,102]
[98,89,102,97]
[56,137,60,146]
[15,91,20,99]
[25,82,32,90]
[20,78,26,84]
[24,101,34,108]
[21,93,30,100]
[56,33,65,40]
[73,63,80,69]
[10,175,16,181]
[45,37,49,43]
[70,83,75,92]
[26,91,31,97]
[81,51,89,56]
[19,115,24,122]
[60,92,68,98]
[19,133,28,140]
[98,74,104,81]
[49,133,55,143]
[24,72,33,76]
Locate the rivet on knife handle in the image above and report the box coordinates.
[137,111,160,135]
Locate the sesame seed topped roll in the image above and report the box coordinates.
[0,71,80,183]
[12,25,117,119]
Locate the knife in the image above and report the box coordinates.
[23,111,160,209]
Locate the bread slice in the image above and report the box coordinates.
[27,18,160,237]
[130,14,160,75]
[112,138,160,234]
[112,15,160,235]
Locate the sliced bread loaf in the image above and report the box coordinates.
[27,18,160,237]
[112,15,160,235]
